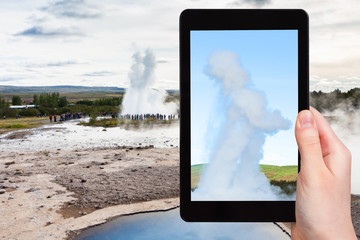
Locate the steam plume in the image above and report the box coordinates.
[121,49,176,115]
[194,51,291,200]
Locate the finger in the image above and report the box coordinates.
[295,110,326,177]
[310,107,351,176]
[291,222,298,240]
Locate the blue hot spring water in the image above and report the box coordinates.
[75,208,290,240]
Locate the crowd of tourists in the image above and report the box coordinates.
[48,111,178,123]
[120,113,177,121]
[49,112,87,122]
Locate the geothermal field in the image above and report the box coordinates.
[0,50,181,240]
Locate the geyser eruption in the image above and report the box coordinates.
[194,51,291,200]
[121,49,177,115]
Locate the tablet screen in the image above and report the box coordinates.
[190,30,298,201]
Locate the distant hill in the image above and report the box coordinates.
[0,85,126,94]
[0,85,179,94]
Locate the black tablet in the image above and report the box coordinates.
[180,9,309,222]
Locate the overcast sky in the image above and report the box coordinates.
[0,0,360,91]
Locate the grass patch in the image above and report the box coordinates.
[191,164,206,190]
[259,164,297,182]
[4,124,27,129]
[79,118,176,128]
[191,164,297,195]
[0,117,48,134]
[79,118,119,128]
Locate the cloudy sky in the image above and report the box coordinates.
[0,0,360,91]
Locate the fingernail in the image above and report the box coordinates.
[299,110,314,128]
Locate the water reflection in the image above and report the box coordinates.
[75,208,290,240]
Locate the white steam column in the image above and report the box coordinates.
[121,49,176,115]
[194,51,291,200]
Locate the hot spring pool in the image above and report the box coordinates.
[75,208,290,240]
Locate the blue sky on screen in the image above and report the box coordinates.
[190,30,298,166]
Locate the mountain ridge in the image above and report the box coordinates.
[0,85,179,94]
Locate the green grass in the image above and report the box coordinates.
[79,118,176,128]
[4,124,27,129]
[191,164,297,195]
[0,117,48,134]
[259,164,297,182]
[79,118,119,128]
[191,164,207,189]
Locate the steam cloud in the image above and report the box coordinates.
[121,49,177,115]
[323,109,360,195]
[194,51,292,200]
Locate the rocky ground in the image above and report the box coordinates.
[0,146,180,239]
[352,194,360,238]
[1,144,359,239]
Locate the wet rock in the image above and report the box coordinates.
[37,205,45,210]
[0,189,5,194]
[81,179,87,183]
[13,169,23,175]
[45,221,53,226]
[5,161,15,166]
[102,128,107,131]
[25,187,39,193]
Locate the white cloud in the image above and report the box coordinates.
[0,0,360,90]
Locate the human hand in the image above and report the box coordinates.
[291,107,356,240]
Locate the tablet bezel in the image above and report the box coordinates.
[180,9,309,222]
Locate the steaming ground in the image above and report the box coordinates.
[193,51,293,201]
[325,109,360,195]
[0,118,179,151]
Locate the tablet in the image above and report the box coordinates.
[180,9,309,222]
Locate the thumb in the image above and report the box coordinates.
[295,110,326,178]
